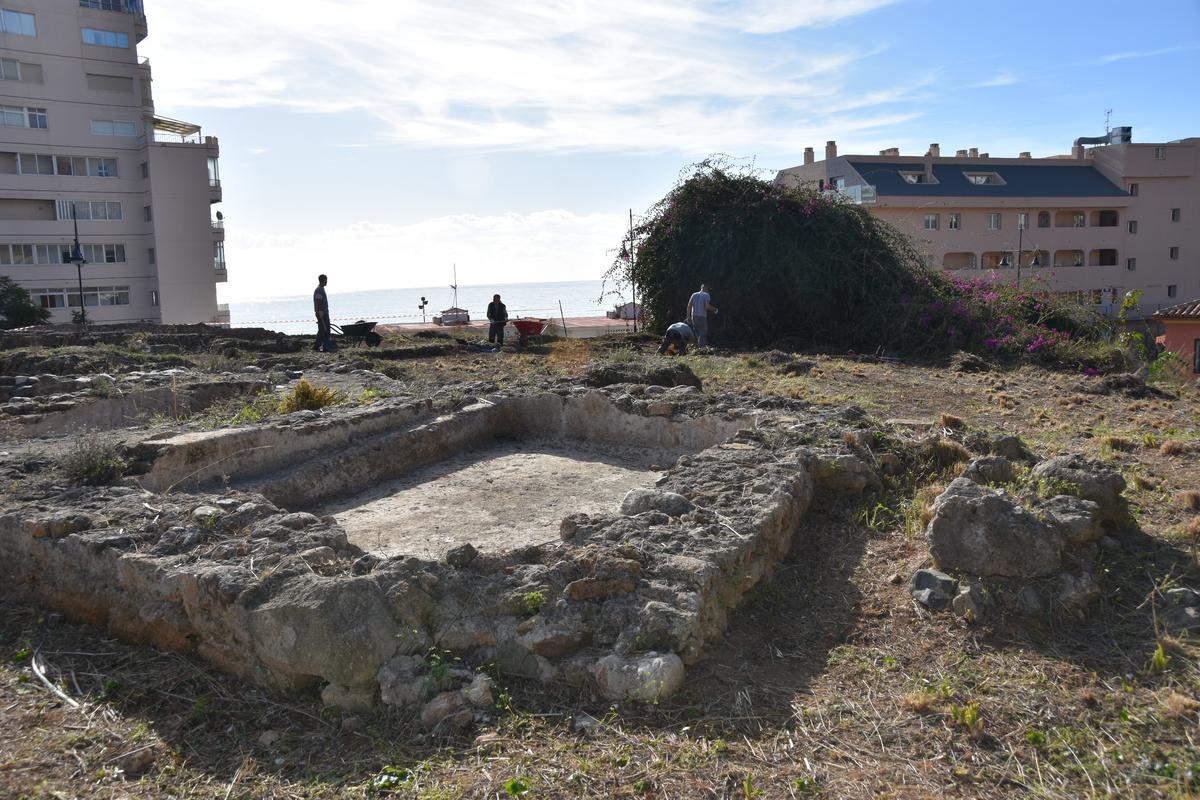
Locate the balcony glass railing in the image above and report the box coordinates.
[79,0,144,15]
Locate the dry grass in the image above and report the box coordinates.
[938,412,964,429]
[1178,490,1200,512]
[1160,440,1190,456]
[1101,435,1135,452]
[1163,691,1200,719]
[277,379,346,414]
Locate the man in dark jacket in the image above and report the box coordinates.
[486,294,508,345]
[313,274,332,352]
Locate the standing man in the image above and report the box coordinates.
[486,293,508,346]
[313,274,332,352]
[687,283,718,348]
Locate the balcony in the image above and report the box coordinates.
[152,115,204,145]
[211,219,225,239]
[836,184,877,205]
[209,180,223,203]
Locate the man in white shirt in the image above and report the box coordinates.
[687,284,717,347]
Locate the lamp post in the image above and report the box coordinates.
[998,218,1040,287]
[69,203,88,325]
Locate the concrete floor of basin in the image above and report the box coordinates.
[314,440,670,560]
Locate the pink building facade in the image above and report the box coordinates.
[776,130,1198,319]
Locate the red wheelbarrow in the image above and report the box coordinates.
[511,318,548,347]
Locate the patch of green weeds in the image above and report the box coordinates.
[949,701,983,735]
[517,590,547,615]
[503,777,531,796]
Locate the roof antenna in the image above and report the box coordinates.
[1104,109,1112,137]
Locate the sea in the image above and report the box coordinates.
[229,279,623,335]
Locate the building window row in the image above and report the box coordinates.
[0,8,36,36]
[0,242,127,265]
[0,105,47,129]
[81,27,129,48]
[15,153,118,177]
[30,285,130,309]
[56,200,122,221]
[0,57,41,83]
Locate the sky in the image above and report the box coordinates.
[137,0,1200,302]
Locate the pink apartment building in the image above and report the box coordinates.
[0,0,226,325]
[775,128,1198,318]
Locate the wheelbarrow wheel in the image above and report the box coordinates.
[365,331,382,347]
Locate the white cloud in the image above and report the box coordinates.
[1098,43,1199,64]
[971,71,1020,88]
[141,0,909,154]
[220,209,626,301]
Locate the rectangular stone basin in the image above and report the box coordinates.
[313,440,666,559]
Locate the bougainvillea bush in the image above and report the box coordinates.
[608,161,1125,369]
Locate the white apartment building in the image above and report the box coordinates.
[0,0,226,325]
[776,128,1198,317]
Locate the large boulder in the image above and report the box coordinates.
[960,456,1015,486]
[245,576,398,689]
[620,489,694,517]
[591,652,685,702]
[926,478,1064,578]
[1038,495,1103,546]
[1030,456,1126,522]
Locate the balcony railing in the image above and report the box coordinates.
[154,131,204,144]
[79,0,145,16]
[836,184,877,204]
[211,220,224,233]
[209,178,221,189]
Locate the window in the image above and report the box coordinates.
[0,9,36,36]
[81,28,129,48]
[30,289,66,309]
[207,157,221,187]
[987,213,1001,231]
[213,241,226,270]
[900,171,935,185]
[1128,220,1138,234]
[1018,212,1029,230]
[88,157,117,177]
[1167,285,1177,298]
[66,285,130,308]
[923,214,939,231]
[2,243,126,265]
[17,153,55,175]
[1171,208,1181,222]
[1129,183,1138,196]
[965,172,1003,186]
[91,119,137,136]
[1126,258,1136,271]
[0,58,19,81]
[1,106,47,128]
[1169,246,1180,259]
[1038,211,1050,228]
[1154,146,1166,160]
[1072,212,1086,228]
[150,289,158,307]
[140,161,148,179]
[143,205,152,222]
[56,200,122,221]
[147,247,155,265]
[948,213,961,230]
[85,73,133,93]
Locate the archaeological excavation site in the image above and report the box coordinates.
[2,323,1197,771]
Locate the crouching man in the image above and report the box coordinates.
[657,321,696,356]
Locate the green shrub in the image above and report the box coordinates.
[0,276,50,329]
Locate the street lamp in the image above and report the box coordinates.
[69,203,88,325]
[997,218,1041,286]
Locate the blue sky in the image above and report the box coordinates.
[138,0,1200,301]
